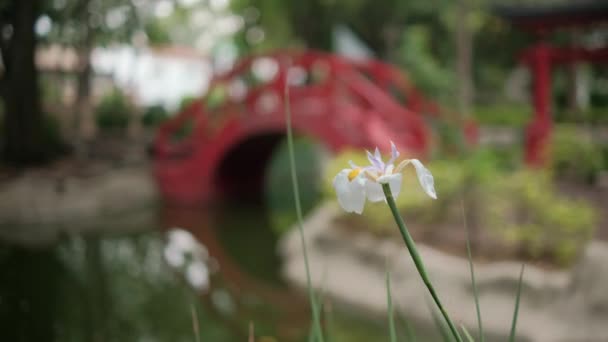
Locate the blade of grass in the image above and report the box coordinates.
[383,184,462,342]
[190,303,200,342]
[284,83,324,342]
[461,325,475,342]
[396,310,416,342]
[386,268,397,342]
[461,202,483,342]
[324,299,334,342]
[429,304,453,342]
[509,264,525,342]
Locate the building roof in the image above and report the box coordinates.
[494,1,608,32]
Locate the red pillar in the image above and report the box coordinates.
[523,43,553,167]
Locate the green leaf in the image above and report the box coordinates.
[397,311,417,342]
[509,265,525,342]
[285,83,324,342]
[386,269,397,342]
[463,203,483,342]
[461,325,475,342]
[429,305,453,342]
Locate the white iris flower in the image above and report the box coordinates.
[332,142,437,214]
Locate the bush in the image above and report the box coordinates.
[324,149,597,266]
[554,107,608,124]
[473,103,531,127]
[483,170,596,266]
[323,150,467,233]
[95,89,131,130]
[142,105,169,127]
[40,114,69,158]
[266,138,324,234]
[552,124,605,183]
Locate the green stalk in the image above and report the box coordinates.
[463,203,483,342]
[386,269,397,342]
[509,264,525,342]
[285,85,324,342]
[382,183,463,342]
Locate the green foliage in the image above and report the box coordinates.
[41,114,70,158]
[0,234,235,341]
[144,19,171,46]
[179,96,198,111]
[323,151,467,232]
[42,0,140,47]
[553,107,608,125]
[95,88,131,130]
[551,124,605,183]
[509,265,525,342]
[485,170,596,266]
[473,103,531,127]
[325,149,597,266]
[397,25,455,98]
[266,138,323,234]
[141,105,169,127]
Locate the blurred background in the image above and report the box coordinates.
[1,0,607,341]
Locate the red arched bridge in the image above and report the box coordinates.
[153,50,475,204]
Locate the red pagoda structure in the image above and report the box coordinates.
[496,1,608,166]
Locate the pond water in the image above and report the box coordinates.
[0,139,392,341]
[0,204,393,342]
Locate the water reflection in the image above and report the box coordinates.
[161,203,312,340]
[0,139,390,341]
[0,230,236,341]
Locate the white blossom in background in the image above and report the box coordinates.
[333,141,436,214]
[163,228,214,291]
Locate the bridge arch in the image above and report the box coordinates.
[154,50,462,205]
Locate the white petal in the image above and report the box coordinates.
[377,173,402,199]
[411,159,437,199]
[365,181,385,202]
[333,170,367,214]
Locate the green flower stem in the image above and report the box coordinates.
[382,183,463,342]
[285,85,324,342]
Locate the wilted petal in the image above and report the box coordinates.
[333,169,367,214]
[411,159,437,199]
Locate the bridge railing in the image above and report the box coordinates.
[154,50,475,162]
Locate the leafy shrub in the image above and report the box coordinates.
[483,170,596,266]
[554,107,608,124]
[95,89,131,130]
[265,138,324,233]
[141,105,169,127]
[473,103,531,127]
[323,150,466,234]
[324,150,597,266]
[41,114,69,158]
[552,124,604,183]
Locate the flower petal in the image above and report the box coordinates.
[388,141,400,165]
[377,173,402,199]
[366,149,384,171]
[333,169,367,214]
[365,181,385,202]
[411,159,437,199]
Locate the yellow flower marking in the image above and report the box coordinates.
[348,168,362,182]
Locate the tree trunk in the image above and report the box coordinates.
[1,0,46,165]
[456,0,473,115]
[74,40,95,159]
